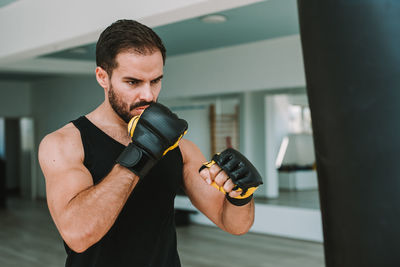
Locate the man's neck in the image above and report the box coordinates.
[86,102,131,146]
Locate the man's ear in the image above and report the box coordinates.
[95,67,110,89]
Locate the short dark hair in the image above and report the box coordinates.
[96,19,166,76]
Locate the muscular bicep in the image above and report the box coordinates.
[39,131,93,229]
[180,139,227,230]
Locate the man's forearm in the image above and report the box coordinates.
[60,164,138,252]
[221,199,255,235]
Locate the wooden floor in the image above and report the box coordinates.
[0,197,325,267]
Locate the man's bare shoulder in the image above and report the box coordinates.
[38,122,84,168]
[39,122,81,151]
[179,139,206,165]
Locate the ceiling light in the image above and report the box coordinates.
[200,14,227,24]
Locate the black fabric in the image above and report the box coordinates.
[298,1,400,265]
[67,116,183,267]
[226,193,253,206]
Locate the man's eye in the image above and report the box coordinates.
[151,78,161,84]
[128,80,139,85]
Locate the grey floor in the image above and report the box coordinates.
[0,197,324,267]
[256,190,320,210]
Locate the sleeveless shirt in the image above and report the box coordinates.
[66,116,183,267]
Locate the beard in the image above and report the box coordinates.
[108,84,154,123]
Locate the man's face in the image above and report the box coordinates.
[106,50,164,123]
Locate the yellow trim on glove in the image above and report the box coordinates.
[210,182,259,199]
[201,160,259,199]
[127,115,187,156]
[203,160,216,168]
[162,130,188,156]
[211,181,240,194]
[128,115,141,137]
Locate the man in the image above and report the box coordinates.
[39,20,262,267]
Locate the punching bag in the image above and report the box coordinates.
[297,1,400,266]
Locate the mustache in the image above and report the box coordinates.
[130,101,155,110]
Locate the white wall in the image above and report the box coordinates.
[264,94,292,198]
[0,81,31,117]
[161,35,305,98]
[169,103,211,159]
[288,93,309,106]
[240,91,266,197]
[19,118,36,198]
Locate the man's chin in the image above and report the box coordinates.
[123,112,140,123]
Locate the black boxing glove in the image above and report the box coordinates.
[199,148,263,206]
[116,102,188,178]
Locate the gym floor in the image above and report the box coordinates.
[256,190,320,210]
[0,197,324,267]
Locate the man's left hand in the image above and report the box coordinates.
[199,148,263,206]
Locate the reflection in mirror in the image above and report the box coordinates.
[164,91,320,210]
[165,96,240,160]
[209,98,240,154]
[261,93,320,209]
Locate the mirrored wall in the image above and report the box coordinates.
[162,89,320,210]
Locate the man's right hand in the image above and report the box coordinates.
[116,102,188,178]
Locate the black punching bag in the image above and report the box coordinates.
[297,1,400,266]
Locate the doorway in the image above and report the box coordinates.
[0,117,36,208]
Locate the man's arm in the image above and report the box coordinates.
[39,125,139,253]
[180,139,254,235]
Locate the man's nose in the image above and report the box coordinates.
[139,83,153,102]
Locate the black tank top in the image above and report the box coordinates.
[66,116,183,267]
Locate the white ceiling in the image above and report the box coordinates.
[0,0,300,80]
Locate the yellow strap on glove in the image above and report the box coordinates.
[201,160,259,199]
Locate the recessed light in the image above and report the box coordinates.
[200,14,227,24]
